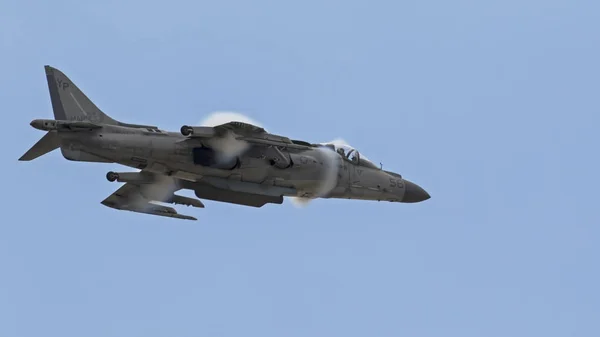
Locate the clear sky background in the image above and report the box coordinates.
[1,1,599,336]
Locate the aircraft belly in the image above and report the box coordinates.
[60,147,112,162]
[199,176,296,197]
[79,132,153,164]
[193,185,283,207]
[239,166,269,183]
[58,134,114,163]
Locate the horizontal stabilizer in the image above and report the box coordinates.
[19,131,60,161]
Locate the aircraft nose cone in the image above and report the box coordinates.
[402,179,430,203]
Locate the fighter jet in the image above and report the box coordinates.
[19,66,430,220]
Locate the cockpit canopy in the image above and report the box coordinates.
[321,143,380,169]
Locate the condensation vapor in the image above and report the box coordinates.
[129,174,179,211]
[199,111,262,161]
[290,140,343,207]
[197,112,347,208]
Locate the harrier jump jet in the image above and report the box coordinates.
[19,66,430,220]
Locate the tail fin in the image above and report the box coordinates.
[44,65,120,125]
[18,131,60,161]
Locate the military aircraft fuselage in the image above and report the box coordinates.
[53,121,427,203]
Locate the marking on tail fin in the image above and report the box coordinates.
[56,78,69,90]
[44,65,158,129]
[69,92,88,116]
[46,72,67,120]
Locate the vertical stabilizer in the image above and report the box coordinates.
[44,65,119,124]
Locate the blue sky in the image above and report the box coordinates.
[1,0,599,336]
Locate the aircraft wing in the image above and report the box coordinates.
[100,183,200,221]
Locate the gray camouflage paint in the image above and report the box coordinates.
[19,66,430,220]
